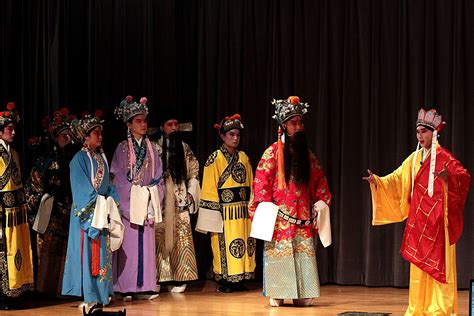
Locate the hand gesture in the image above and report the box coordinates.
[362,169,377,186]
[433,162,448,181]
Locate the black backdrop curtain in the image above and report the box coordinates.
[1,0,472,288]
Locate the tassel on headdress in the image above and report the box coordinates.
[115,95,152,180]
[413,108,446,197]
[272,96,309,190]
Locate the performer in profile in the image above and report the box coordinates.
[25,107,76,298]
[363,108,470,315]
[0,102,34,309]
[62,110,123,311]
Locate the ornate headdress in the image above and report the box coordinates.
[0,102,20,127]
[416,108,444,131]
[214,114,244,134]
[412,108,446,198]
[42,107,76,137]
[116,95,155,182]
[271,96,310,190]
[272,96,309,125]
[114,95,148,123]
[70,109,104,144]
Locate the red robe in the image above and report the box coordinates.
[400,146,470,283]
[249,142,331,242]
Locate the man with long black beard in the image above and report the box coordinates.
[154,117,200,293]
[249,96,332,307]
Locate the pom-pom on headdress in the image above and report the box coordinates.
[44,107,76,137]
[70,109,104,144]
[0,102,21,127]
[412,107,446,198]
[114,95,149,123]
[116,95,155,181]
[214,114,244,134]
[271,96,309,125]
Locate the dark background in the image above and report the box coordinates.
[1,0,472,288]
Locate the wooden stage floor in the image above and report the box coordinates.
[4,282,470,315]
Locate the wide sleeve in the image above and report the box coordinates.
[446,157,471,244]
[248,145,276,220]
[24,156,46,216]
[196,151,222,233]
[70,152,99,238]
[152,146,164,205]
[370,153,415,225]
[309,153,331,207]
[110,143,132,219]
[184,143,200,214]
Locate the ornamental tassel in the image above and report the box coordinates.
[427,130,438,197]
[277,126,286,190]
[411,141,420,198]
[91,237,100,277]
[145,137,155,176]
[127,129,137,180]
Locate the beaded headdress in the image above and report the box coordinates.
[43,107,76,137]
[412,108,446,198]
[115,95,148,123]
[272,96,309,125]
[214,114,244,134]
[0,102,20,127]
[271,96,310,190]
[70,109,104,144]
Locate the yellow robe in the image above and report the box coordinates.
[0,145,34,297]
[197,147,256,282]
[369,149,458,315]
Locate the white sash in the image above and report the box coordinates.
[91,195,124,251]
[249,202,279,241]
[130,184,162,225]
[32,194,54,234]
[314,200,331,247]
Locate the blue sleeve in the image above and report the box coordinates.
[70,152,100,239]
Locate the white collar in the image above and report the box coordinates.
[0,139,10,152]
[134,136,143,146]
[422,147,431,161]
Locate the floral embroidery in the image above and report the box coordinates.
[251,142,332,242]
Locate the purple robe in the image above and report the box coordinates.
[111,139,163,293]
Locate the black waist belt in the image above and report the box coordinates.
[278,209,314,226]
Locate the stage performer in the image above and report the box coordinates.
[196,114,256,293]
[363,108,470,315]
[111,96,163,301]
[0,102,34,309]
[154,113,199,293]
[249,96,331,307]
[25,108,76,297]
[62,111,124,311]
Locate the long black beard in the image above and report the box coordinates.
[162,132,187,184]
[284,131,310,186]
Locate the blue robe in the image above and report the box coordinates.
[62,149,120,304]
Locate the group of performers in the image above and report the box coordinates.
[0,96,469,315]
